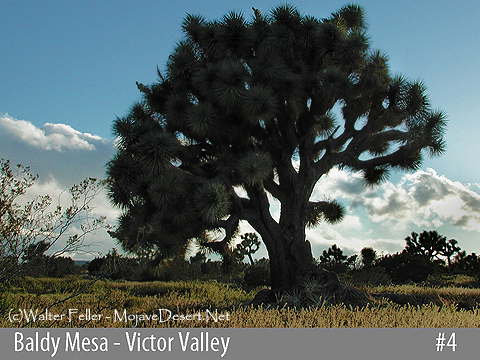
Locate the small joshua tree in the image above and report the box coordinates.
[360,247,377,268]
[405,230,460,265]
[234,233,261,265]
[319,244,356,273]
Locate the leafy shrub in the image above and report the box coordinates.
[360,247,377,268]
[0,159,110,284]
[200,260,222,276]
[190,252,206,264]
[45,257,79,277]
[243,258,270,287]
[21,253,80,278]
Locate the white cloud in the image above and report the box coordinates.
[307,226,405,256]
[234,166,480,256]
[313,167,480,234]
[26,176,118,223]
[0,114,115,187]
[0,114,107,152]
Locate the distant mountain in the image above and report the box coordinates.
[74,260,89,266]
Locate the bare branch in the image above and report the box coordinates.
[0,160,111,283]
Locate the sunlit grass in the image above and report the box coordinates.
[2,276,480,328]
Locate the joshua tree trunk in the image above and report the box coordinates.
[243,184,314,290]
[265,230,314,290]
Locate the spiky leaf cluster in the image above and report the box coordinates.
[107,4,446,260]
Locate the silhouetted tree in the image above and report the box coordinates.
[107,4,446,290]
[22,241,50,263]
[452,252,480,278]
[405,230,459,265]
[234,233,261,265]
[190,251,207,264]
[441,238,460,267]
[360,247,377,267]
[319,244,356,273]
[87,249,140,280]
[377,252,436,284]
[20,241,78,277]
[44,256,78,277]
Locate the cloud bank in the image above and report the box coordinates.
[1,114,105,152]
[2,113,480,259]
[0,113,114,186]
[314,168,480,232]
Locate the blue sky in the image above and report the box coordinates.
[1,0,480,260]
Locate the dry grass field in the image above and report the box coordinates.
[1,275,480,328]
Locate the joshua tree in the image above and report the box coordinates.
[360,247,377,267]
[441,238,460,267]
[404,230,459,265]
[319,244,356,273]
[234,233,261,265]
[106,4,446,291]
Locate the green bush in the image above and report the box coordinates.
[318,244,357,274]
[45,257,79,277]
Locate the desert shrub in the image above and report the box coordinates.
[21,254,79,278]
[150,257,200,281]
[141,262,178,282]
[110,258,142,280]
[243,258,270,287]
[86,257,105,274]
[452,253,480,279]
[0,160,110,284]
[87,249,140,280]
[133,264,164,282]
[0,257,17,280]
[376,252,439,284]
[360,247,377,268]
[190,252,206,264]
[134,256,226,282]
[200,260,222,276]
[45,257,79,277]
[348,266,392,286]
